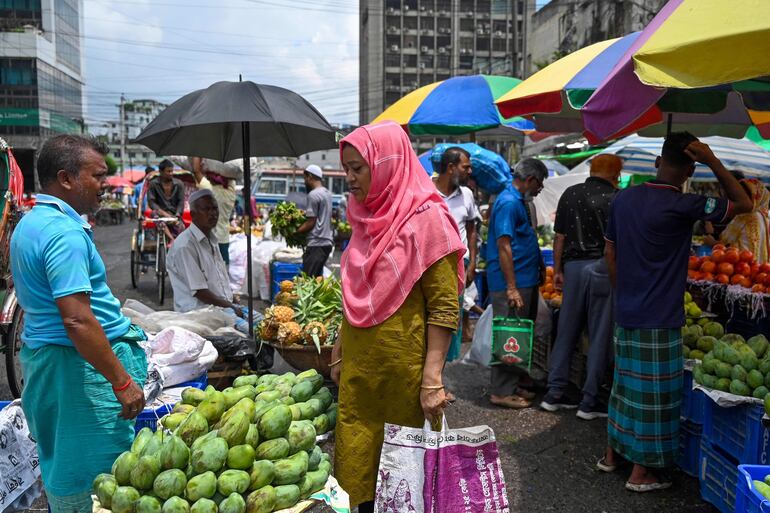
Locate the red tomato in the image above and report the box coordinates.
[724,249,740,264]
[756,273,769,285]
[741,277,753,288]
[716,274,730,284]
[750,263,761,278]
[701,260,716,274]
[760,263,770,274]
[731,274,745,285]
[735,262,751,276]
[712,249,726,263]
[688,256,700,270]
[740,250,754,263]
[717,262,734,276]
[713,243,726,251]
[702,272,715,282]
[752,284,766,294]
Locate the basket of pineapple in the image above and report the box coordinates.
[259,275,342,377]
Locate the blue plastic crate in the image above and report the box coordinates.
[541,248,554,267]
[677,420,702,477]
[736,464,770,513]
[271,261,303,299]
[694,245,713,257]
[681,370,706,424]
[703,398,769,464]
[0,401,11,411]
[175,373,208,390]
[699,441,739,513]
[134,404,173,433]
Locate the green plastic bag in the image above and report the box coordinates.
[491,316,533,371]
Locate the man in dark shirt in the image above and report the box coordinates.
[600,133,751,492]
[541,154,621,419]
[147,159,185,236]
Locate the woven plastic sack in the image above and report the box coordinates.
[491,316,533,371]
[430,143,512,193]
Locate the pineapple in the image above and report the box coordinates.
[277,321,302,345]
[279,280,295,293]
[302,321,328,346]
[274,291,298,307]
[258,320,278,341]
[265,305,294,324]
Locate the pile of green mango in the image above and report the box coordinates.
[93,369,336,513]
[693,332,770,402]
[682,320,724,360]
[753,474,770,501]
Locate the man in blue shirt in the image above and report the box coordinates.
[486,158,548,409]
[10,135,147,512]
[601,133,751,492]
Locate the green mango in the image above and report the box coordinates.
[181,388,208,406]
[131,454,162,491]
[765,393,770,417]
[280,396,296,406]
[197,396,227,426]
[254,383,274,394]
[318,459,331,475]
[161,435,191,471]
[255,438,290,461]
[312,414,329,435]
[257,374,278,386]
[133,428,155,455]
[113,451,139,485]
[246,485,276,513]
[722,345,741,366]
[765,371,770,388]
[289,404,302,421]
[161,413,189,431]
[697,335,716,353]
[93,473,118,509]
[256,390,282,403]
[273,484,301,510]
[248,459,275,491]
[245,424,260,449]
[258,405,292,440]
[305,374,324,394]
[175,411,209,447]
[742,352,760,372]
[253,401,280,423]
[731,364,748,382]
[274,383,293,398]
[186,471,217,501]
[227,444,256,470]
[173,403,196,415]
[297,469,328,499]
[753,385,769,399]
[191,437,228,474]
[287,420,316,454]
[723,333,747,345]
[296,369,318,381]
[689,349,704,361]
[190,430,219,454]
[232,398,257,421]
[272,452,308,485]
[716,362,733,379]
[703,357,719,375]
[217,469,251,496]
[219,410,250,447]
[224,386,256,409]
[111,486,141,513]
[759,357,770,375]
[749,369,765,389]
[162,496,190,513]
[136,495,163,513]
[756,480,770,501]
[716,378,732,392]
[311,388,333,412]
[219,492,247,513]
[730,379,752,396]
[153,469,187,500]
[749,335,770,359]
[307,446,322,471]
[306,399,323,418]
[234,375,259,388]
[190,498,217,513]
[290,381,315,403]
[325,404,337,429]
[703,321,725,338]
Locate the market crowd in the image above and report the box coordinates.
[8,125,764,512]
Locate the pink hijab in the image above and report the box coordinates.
[340,121,465,328]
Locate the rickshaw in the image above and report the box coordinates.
[0,138,26,398]
[130,169,195,304]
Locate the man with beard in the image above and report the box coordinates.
[486,158,549,409]
[10,135,146,512]
[433,147,480,367]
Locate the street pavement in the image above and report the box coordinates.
[6,220,718,512]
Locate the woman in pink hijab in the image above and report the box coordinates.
[331,122,466,511]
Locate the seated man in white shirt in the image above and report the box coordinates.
[167,189,247,329]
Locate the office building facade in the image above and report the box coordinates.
[360,0,535,126]
[0,0,85,189]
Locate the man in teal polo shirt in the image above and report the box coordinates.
[10,135,147,512]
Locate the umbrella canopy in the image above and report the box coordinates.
[374,74,535,135]
[134,80,337,338]
[582,134,770,183]
[133,80,336,160]
[582,0,770,142]
[105,176,133,188]
[121,168,147,182]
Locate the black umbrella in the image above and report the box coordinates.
[134,80,338,337]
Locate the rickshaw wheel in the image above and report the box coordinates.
[6,308,24,399]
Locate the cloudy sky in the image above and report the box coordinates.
[82,0,359,132]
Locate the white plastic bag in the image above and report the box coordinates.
[144,327,219,388]
[461,305,493,367]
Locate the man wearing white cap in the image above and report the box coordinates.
[294,165,333,277]
[167,189,245,324]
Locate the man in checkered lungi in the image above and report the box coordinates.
[600,133,751,492]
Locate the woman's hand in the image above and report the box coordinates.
[420,387,448,424]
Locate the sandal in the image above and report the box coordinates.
[625,480,672,493]
[490,395,532,409]
[596,457,617,473]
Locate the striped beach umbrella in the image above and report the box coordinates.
[374,74,534,136]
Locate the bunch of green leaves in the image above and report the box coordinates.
[269,201,307,247]
[293,275,343,343]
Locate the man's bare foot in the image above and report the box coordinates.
[490,394,531,409]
